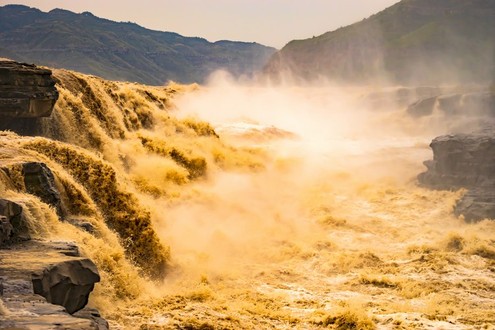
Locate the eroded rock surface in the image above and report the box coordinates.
[0,60,58,118]
[22,161,63,217]
[32,259,100,314]
[0,60,58,135]
[0,198,29,243]
[0,241,105,329]
[0,215,13,246]
[418,129,495,221]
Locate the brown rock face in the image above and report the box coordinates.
[0,60,58,118]
[0,241,106,329]
[0,60,58,135]
[0,215,13,246]
[0,198,29,242]
[32,259,101,314]
[418,129,495,221]
[22,162,63,217]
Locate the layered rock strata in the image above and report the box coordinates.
[0,60,58,135]
[0,241,107,329]
[418,129,495,221]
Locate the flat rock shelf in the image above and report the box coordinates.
[0,240,107,329]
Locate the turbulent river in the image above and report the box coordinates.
[1,70,494,329]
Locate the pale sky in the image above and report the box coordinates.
[0,0,400,48]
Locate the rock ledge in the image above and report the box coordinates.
[418,129,495,221]
[0,240,107,329]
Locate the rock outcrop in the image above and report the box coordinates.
[0,241,106,329]
[0,198,29,243]
[0,159,106,327]
[0,215,13,246]
[407,92,495,118]
[0,60,58,135]
[32,259,101,314]
[0,60,58,117]
[22,161,63,217]
[418,129,495,221]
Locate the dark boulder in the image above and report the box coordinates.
[32,259,101,314]
[0,215,13,246]
[0,60,58,135]
[22,162,63,217]
[1,240,107,328]
[50,240,81,257]
[418,129,495,221]
[453,187,495,221]
[0,198,29,242]
[418,132,495,189]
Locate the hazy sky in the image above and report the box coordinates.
[0,0,400,48]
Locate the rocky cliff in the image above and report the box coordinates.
[0,60,59,135]
[418,128,495,221]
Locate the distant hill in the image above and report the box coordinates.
[0,5,276,84]
[265,0,495,85]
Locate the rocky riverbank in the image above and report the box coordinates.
[0,240,107,329]
[0,60,59,136]
[0,60,107,329]
[419,128,495,222]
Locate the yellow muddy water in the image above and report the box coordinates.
[1,70,494,329]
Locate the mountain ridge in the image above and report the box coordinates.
[0,5,276,84]
[265,0,495,85]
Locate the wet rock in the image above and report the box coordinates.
[22,161,63,217]
[418,129,495,221]
[0,294,99,329]
[0,60,58,118]
[73,307,110,330]
[418,132,495,189]
[0,240,106,328]
[0,198,29,241]
[50,240,81,257]
[0,215,13,246]
[0,60,58,136]
[32,258,101,314]
[69,218,97,234]
[453,186,495,222]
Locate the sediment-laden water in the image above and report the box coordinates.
[1,70,494,329]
